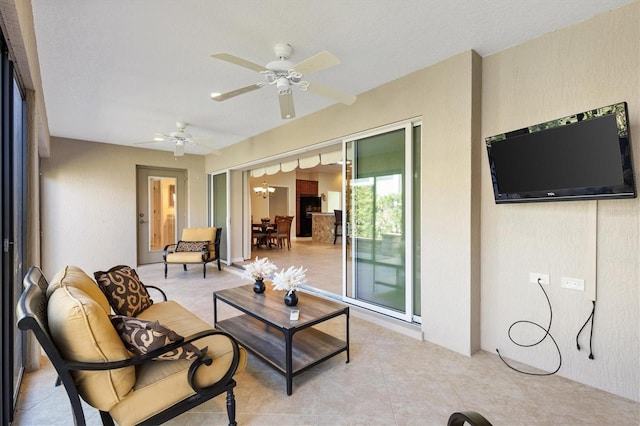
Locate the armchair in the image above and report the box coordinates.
[163,227,221,278]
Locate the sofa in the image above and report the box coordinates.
[17,264,246,426]
[163,227,221,278]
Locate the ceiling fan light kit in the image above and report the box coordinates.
[210,43,356,119]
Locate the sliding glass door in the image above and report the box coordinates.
[209,172,228,263]
[1,43,27,424]
[344,122,419,321]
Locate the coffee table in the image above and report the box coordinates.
[213,285,349,395]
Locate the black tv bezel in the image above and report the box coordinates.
[485,102,636,204]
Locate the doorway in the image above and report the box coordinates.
[136,166,186,264]
[236,121,420,323]
[269,186,289,219]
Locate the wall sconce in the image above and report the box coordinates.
[321,193,326,201]
[253,181,276,198]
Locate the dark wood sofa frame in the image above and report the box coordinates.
[16,265,241,426]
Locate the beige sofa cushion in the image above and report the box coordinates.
[46,265,111,314]
[109,301,247,425]
[47,285,135,411]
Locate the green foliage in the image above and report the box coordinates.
[352,184,402,239]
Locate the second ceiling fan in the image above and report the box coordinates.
[210,43,356,119]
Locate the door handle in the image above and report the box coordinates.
[139,220,148,224]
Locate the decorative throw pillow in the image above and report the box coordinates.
[175,241,209,252]
[94,265,153,317]
[111,315,208,361]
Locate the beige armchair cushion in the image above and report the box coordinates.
[181,227,215,242]
[47,285,135,411]
[165,251,207,263]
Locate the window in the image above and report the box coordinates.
[1,33,28,424]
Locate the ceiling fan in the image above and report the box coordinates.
[210,43,357,119]
[139,121,219,157]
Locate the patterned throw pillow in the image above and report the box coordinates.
[111,315,208,361]
[175,241,209,252]
[94,265,153,317]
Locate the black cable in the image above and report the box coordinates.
[576,300,596,360]
[496,278,562,376]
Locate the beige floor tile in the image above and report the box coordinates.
[12,249,640,425]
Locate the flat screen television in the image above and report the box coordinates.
[485,102,636,203]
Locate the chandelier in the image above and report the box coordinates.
[253,181,276,198]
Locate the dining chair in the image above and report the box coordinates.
[273,216,293,250]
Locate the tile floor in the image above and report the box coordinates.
[12,244,640,425]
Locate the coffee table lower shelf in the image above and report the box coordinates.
[216,314,348,394]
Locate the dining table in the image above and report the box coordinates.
[252,222,277,248]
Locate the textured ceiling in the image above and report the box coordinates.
[30,0,634,155]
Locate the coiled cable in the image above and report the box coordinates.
[496,278,562,376]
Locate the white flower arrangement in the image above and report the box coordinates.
[271,265,307,295]
[242,257,277,281]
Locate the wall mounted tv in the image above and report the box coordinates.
[485,102,636,204]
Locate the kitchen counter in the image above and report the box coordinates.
[311,212,336,243]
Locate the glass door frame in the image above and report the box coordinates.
[208,171,229,264]
[135,166,186,264]
[341,120,419,322]
[1,45,27,425]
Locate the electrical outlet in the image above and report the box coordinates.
[529,272,549,285]
[561,277,584,291]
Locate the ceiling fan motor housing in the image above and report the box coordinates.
[274,42,293,59]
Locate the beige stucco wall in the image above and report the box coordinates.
[207,49,482,357]
[481,3,639,401]
[41,137,207,277]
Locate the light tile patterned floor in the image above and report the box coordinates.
[12,245,640,425]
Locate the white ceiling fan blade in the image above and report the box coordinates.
[134,140,164,146]
[292,51,340,75]
[190,139,222,156]
[211,83,263,101]
[210,53,268,72]
[307,82,357,105]
[279,92,295,119]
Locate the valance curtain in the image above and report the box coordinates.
[250,150,341,176]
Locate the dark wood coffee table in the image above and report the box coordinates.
[213,285,349,395]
